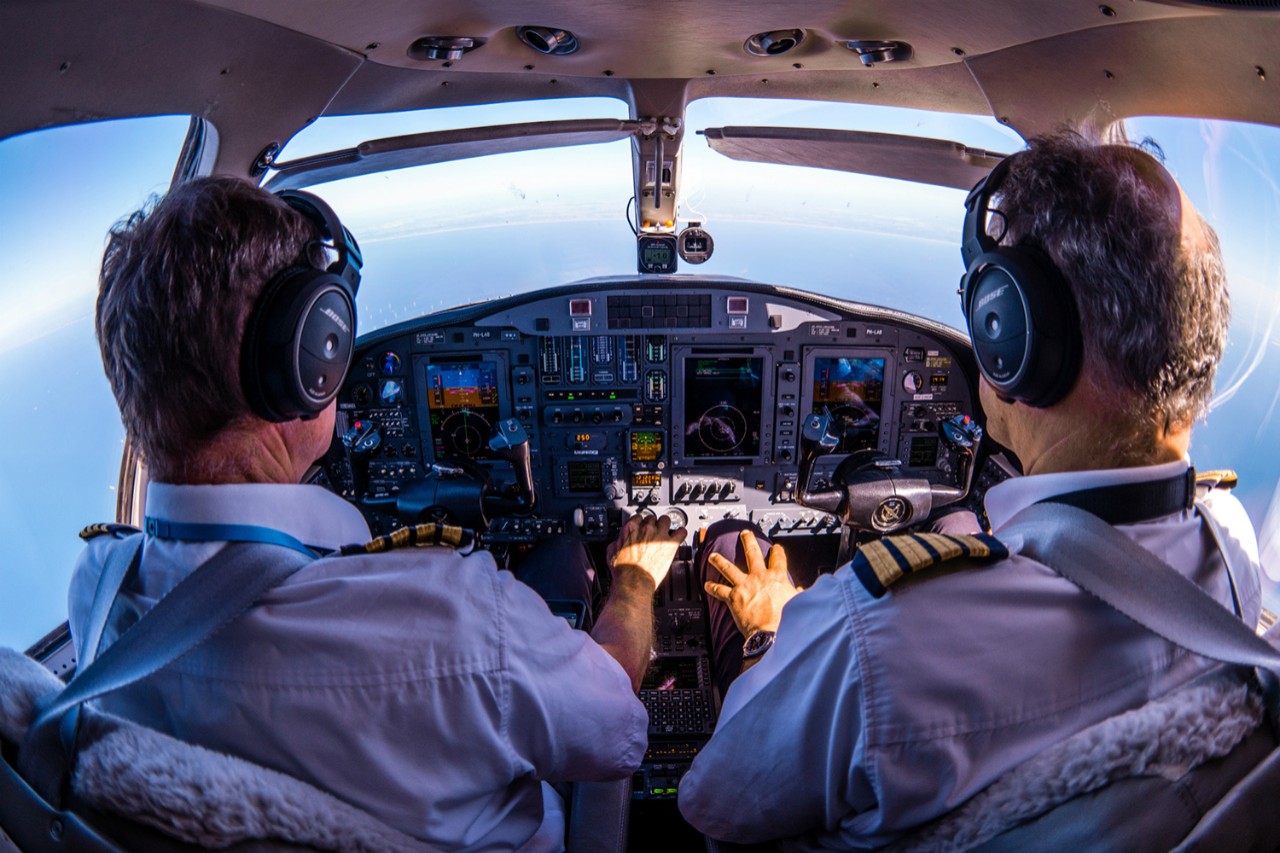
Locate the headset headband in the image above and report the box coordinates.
[275,189,363,293]
[960,153,1015,273]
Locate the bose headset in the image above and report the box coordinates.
[241,190,364,422]
[959,153,1082,408]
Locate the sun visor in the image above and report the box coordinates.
[265,119,645,191]
[700,127,1006,190]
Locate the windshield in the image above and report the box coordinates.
[0,116,189,650]
[288,99,1023,333]
[1120,116,1280,591]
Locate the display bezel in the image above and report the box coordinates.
[670,346,775,466]
[412,352,511,463]
[800,347,897,459]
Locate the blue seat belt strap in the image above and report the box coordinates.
[143,516,320,559]
[1001,502,1280,715]
[79,533,144,670]
[18,539,314,804]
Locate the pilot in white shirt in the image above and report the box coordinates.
[680,130,1264,848]
[76,175,683,851]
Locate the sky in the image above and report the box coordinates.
[0,99,1277,650]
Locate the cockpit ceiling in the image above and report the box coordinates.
[3,0,1280,176]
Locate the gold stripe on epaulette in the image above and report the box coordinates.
[852,532,1009,598]
[79,522,140,540]
[340,523,478,556]
[80,523,114,540]
[1197,469,1238,490]
[861,540,907,590]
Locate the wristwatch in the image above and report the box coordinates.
[742,630,776,660]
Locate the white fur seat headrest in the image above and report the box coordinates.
[0,647,438,853]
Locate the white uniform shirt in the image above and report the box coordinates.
[67,483,648,852]
[679,460,1262,850]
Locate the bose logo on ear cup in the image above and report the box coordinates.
[319,305,350,334]
[975,283,1007,311]
[241,190,363,423]
[958,153,1081,409]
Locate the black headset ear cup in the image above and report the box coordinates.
[960,155,1082,408]
[241,190,362,423]
[241,265,356,422]
[963,246,1081,408]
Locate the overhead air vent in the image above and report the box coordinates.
[517,26,581,56]
[844,39,914,66]
[744,29,807,57]
[407,36,485,61]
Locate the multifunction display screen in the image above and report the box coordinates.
[811,357,885,453]
[424,360,501,459]
[566,460,603,494]
[683,356,764,459]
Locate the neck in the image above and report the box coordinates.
[1015,386,1191,476]
[162,418,311,485]
[1021,422,1189,475]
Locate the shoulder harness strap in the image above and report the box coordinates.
[851,532,1009,598]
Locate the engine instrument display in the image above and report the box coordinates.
[683,356,764,459]
[630,430,664,463]
[811,356,885,453]
[424,360,501,459]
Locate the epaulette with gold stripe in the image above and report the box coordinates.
[340,523,478,556]
[851,532,1009,598]
[79,522,141,541]
[1196,469,1238,491]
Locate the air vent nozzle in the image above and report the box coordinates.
[744,29,807,57]
[844,39,913,66]
[407,36,484,61]
[517,26,581,56]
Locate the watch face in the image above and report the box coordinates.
[743,630,776,658]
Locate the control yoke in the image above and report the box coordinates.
[797,410,982,534]
[358,418,537,527]
[487,418,537,512]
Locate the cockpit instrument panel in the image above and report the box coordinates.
[323,278,990,542]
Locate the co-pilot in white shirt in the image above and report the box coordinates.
[68,483,648,852]
[679,460,1263,851]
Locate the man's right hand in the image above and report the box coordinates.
[593,514,684,691]
[607,513,684,590]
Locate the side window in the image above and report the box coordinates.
[0,116,190,651]
[1121,117,1280,596]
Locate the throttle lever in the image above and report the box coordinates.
[488,418,537,512]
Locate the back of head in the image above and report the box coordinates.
[995,129,1230,435]
[96,176,320,481]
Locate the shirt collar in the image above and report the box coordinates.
[145,482,372,552]
[984,458,1190,532]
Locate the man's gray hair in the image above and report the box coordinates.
[97,176,321,480]
[996,129,1229,430]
